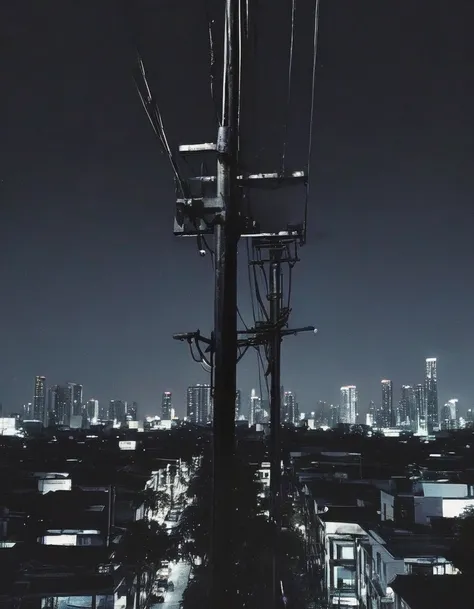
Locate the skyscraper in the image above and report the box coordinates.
[68,383,83,418]
[162,392,172,419]
[366,401,376,427]
[49,385,69,426]
[425,358,439,433]
[379,380,393,427]
[86,399,99,422]
[127,401,138,421]
[283,391,298,425]
[414,384,427,435]
[235,390,242,420]
[441,399,459,430]
[109,400,126,424]
[248,389,263,426]
[398,385,416,429]
[340,386,357,425]
[33,376,46,423]
[187,384,212,425]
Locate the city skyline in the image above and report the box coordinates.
[1,2,473,420]
[5,352,473,421]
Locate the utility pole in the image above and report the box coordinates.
[169,2,316,607]
[248,239,315,609]
[269,247,283,609]
[211,1,240,607]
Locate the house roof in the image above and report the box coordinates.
[383,533,452,559]
[390,575,473,609]
[319,505,377,526]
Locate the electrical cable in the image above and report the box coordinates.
[304,0,321,242]
[203,0,221,126]
[246,239,258,325]
[237,0,243,156]
[237,306,249,330]
[281,0,296,176]
[134,56,188,201]
[256,346,270,403]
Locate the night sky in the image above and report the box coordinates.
[1,1,473,418]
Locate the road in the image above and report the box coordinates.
[150,560,191,609]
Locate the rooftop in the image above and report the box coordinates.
[390,575,473,609]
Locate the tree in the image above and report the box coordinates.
[116,520,176,609]
[140,487,171,520]
[449,505,474,574]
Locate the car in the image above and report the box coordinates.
[151,592,165,604]
[167,581,175,592]
[155,578,168,589]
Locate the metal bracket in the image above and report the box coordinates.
[173,142,307,238]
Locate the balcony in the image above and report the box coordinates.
[329,588,358,607]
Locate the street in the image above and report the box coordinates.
[150,560,191,609]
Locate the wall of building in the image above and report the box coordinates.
[380,491,395,521]
[413,496,442,525]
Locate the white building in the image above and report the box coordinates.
[340,386,358,425]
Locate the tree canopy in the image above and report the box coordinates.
[449,505,474,575]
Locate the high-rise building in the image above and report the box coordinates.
[86,399,99,422]
[329,404,339,428]
[414,384,426,435]
[466,408,474,425]
[380,380,393,427]
[248,389,263,426]
[48,385,69,426]
[425,358,439,433]
[315,401,329,427]
[187,384,212,425]
[398,385,416,429]
[127,401,138,421]
[162,392,172,419]
[235,390,242,420]
[441,399,459,431]
[340,386,357,425]
[283,391,297,425]
[67,383,83,418]
[109,400,127,424]
[366,401,376,427]
[33,376,46,423]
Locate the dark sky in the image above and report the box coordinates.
[1,1,473,418]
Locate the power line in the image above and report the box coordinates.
[304,0,321,240]
[281,0,296,175]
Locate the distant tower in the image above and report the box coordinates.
[187,384,212,425]
[109,400,126,424]
[68,383,83,422]
[235,390,242,420]
[340,386,357,425]
[329,404,339,428]
[86,399,99,422]
[414,384,427,435]
[425,358,439,433]
[283,391,297,425]
[315,401,329,427]
[399,385,416,429]
[33,376,46,423]
[366,401,376,427]
[441,399,459,430]
[466,408,474,425]
[50,385,69,426]
[162,392,172,419]
[127,401,138,421]
[248,389,262,426]
[380,380,393,427]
